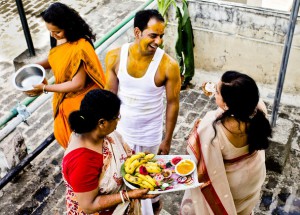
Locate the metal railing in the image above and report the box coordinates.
[0,134,55,190]
[0,0,154,130]
[15,0,35,56]
[271,0,300,127]
[0,0,155,190]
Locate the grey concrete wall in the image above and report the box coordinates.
[223,0,247,4]
[223,0,262,6]
[164,0,300,93]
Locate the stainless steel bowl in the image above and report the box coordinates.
[12,64,45,91]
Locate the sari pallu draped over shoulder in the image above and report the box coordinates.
[64,131,142,215]
[49,38,106,117]
[48,38,106,148]
[181,109,266,215]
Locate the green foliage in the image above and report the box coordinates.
[157,0,176,17]
[157,0,195,85]
[121,163,126,177]
[175,0,195,83]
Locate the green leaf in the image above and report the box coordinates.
[157,0,195,81]
[182,0,189,25]
[174,0,195,80]
[157,0,176,17]
[121,163,126,177]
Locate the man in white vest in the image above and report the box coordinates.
[105,9,181,215]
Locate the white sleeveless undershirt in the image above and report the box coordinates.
[116,43,165,148]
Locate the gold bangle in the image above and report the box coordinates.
[43,84,48,94]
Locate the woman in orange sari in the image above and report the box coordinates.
[181,71,272,215]
[31,3,105,148]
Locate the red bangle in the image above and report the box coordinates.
[122,190,127,201]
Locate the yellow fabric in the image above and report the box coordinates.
[53,84,99,149]
[49,38,106,148]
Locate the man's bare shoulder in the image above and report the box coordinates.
[105,47,122,71]
[162,52,179,66]
[106,47,121,59]
[160,52,180,72]
[160,51,181,98]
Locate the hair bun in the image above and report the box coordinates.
[69,111,87,132]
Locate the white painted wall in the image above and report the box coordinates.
[262,0,293,11]
[247,0,262,7]
[223,0,293,11]
[164,0,300,93]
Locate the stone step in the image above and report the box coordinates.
[0,143,63,214]
[265,117,295,173]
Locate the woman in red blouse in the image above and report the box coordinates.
[63,89,157,214]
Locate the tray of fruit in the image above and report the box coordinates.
[121,153,202,194]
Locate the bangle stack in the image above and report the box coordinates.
[124,190,130,201]
[43,84,48,94]
[119,191,125,204]
[119,190,130,204]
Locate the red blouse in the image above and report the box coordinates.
[62,148,103,192]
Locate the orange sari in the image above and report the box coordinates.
[48,38,106,148]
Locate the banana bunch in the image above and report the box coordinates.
[124,174,142,185]
[124,152,161,191]
[124,152,146,174]
[144,163,162,174]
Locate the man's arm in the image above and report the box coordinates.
[158,56,181,155]
[104,48,121,94]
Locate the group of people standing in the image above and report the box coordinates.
[28,2,272,215]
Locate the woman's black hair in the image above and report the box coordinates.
[213,71,272,153]
[41,2,96,47]
[69,89,121,134]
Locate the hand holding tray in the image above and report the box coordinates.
[122,155,202,194]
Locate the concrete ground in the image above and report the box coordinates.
[0,0,300,214]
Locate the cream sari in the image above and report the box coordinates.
[180,109,266,215]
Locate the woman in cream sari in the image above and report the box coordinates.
[30,3,106,148]
[181,71,272,215]
[64,89,157,214]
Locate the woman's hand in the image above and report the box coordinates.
[24,88,42,97]
[75,188,158,214]
[25,78,48,97]
[25,84,44,97]
[257,99,268,115]
[32,83,44,91]
[128,189,159,200]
